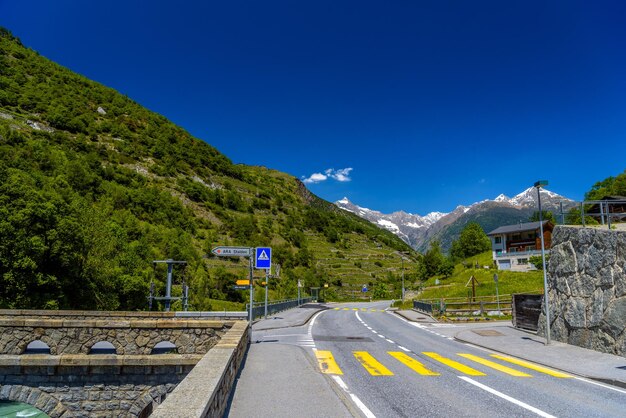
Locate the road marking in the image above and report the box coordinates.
[490,355,572,378]
[422,352,486,376]
[459,377,556,418]
[386,339,395,344]
[457,354,532,377]
[343,308,350,310]
[378,334,385,338]
[354,351,394,376]
[389,352,440,376]
[331,376,376,418]
[398,345,410,352]
[315,350,343,375]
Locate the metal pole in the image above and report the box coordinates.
[401,256,405,303]
[496,281,500,314]
[537,184,551,345]
[249,252,254,324]
[560,201,564,225]
[165,262,173,312]
[607,201,612,230]
[581,202,585,227]
[264,268,269,319]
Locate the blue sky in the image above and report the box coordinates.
[2,1,626,214]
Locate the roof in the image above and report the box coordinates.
[487,221,551,236]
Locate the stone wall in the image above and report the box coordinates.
[0,314,233,355]
[538,226,626,356]
[0,310,249,417]
[0,358,194,417]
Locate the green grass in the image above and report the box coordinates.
[415,251,544,301]
[206,299,246,311]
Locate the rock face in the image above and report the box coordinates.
[538,226,626,357]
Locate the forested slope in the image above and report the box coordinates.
[0,28,414,310]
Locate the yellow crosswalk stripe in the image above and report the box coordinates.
[457,354,532,377]
[315,350,343,375]
[354,351,394,376]
[389,352,440,375]
[422,352,486,376]
[490,355,572,378]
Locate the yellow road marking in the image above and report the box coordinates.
[315,350,343,375]
[490,355,572,378]
[361,308,367,311]
[457,354,531,377]
[389,352,440,375]
[333,307,340,310]
[352,308,359,311]
[422,352,486,376]
[342,308,350,310]
[354,351,394,376]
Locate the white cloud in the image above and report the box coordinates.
[302,168,353,184]
[332,168,353,182]
[302,172,328,184]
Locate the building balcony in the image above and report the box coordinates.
[494,249,547,258]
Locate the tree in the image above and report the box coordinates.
[421,240,445,279]
[529,211,555,223]
[450,222,491,260]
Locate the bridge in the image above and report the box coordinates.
[0,309,249,417]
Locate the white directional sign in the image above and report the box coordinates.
[255,247,272,269]
[211,246,252,257]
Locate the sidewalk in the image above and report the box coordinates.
[226,303,356,418]
[397,309,626,389]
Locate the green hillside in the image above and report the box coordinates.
[0,28,415,310]
[415,251,543,300]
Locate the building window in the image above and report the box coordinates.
[517,258,528,264]
[494,237,502,244]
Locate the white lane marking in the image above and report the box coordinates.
[386,339,395,344]
[378,334,385,338]
[459,377,556,418]
[398,346,410,352]
[574,377,626,394]
[332,376,376,418]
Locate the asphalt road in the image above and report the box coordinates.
[312,302,625,417]
[229,301,626,417]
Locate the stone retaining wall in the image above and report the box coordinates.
[0,356,196,417]
[151,320,249,418]
[538,226,626,356]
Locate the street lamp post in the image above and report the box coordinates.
[535,180,551,345]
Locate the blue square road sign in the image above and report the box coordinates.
[255,247,272,269]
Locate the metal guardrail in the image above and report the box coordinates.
[413,300,433,314]
[246,298,312,320]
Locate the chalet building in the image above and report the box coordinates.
[487,221,553,271]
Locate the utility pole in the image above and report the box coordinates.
[151,260,187,311]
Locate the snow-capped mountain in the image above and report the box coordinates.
[335,197,445,246]
[335,187,574,252]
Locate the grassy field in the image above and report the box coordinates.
[415,251,544,302]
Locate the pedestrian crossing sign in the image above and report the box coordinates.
[255,247,272,269]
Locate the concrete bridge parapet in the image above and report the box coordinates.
[0,310,237,355]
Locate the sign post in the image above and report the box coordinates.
[211,246,255,325]
[494,273,501,314]
[254,247,272,318]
